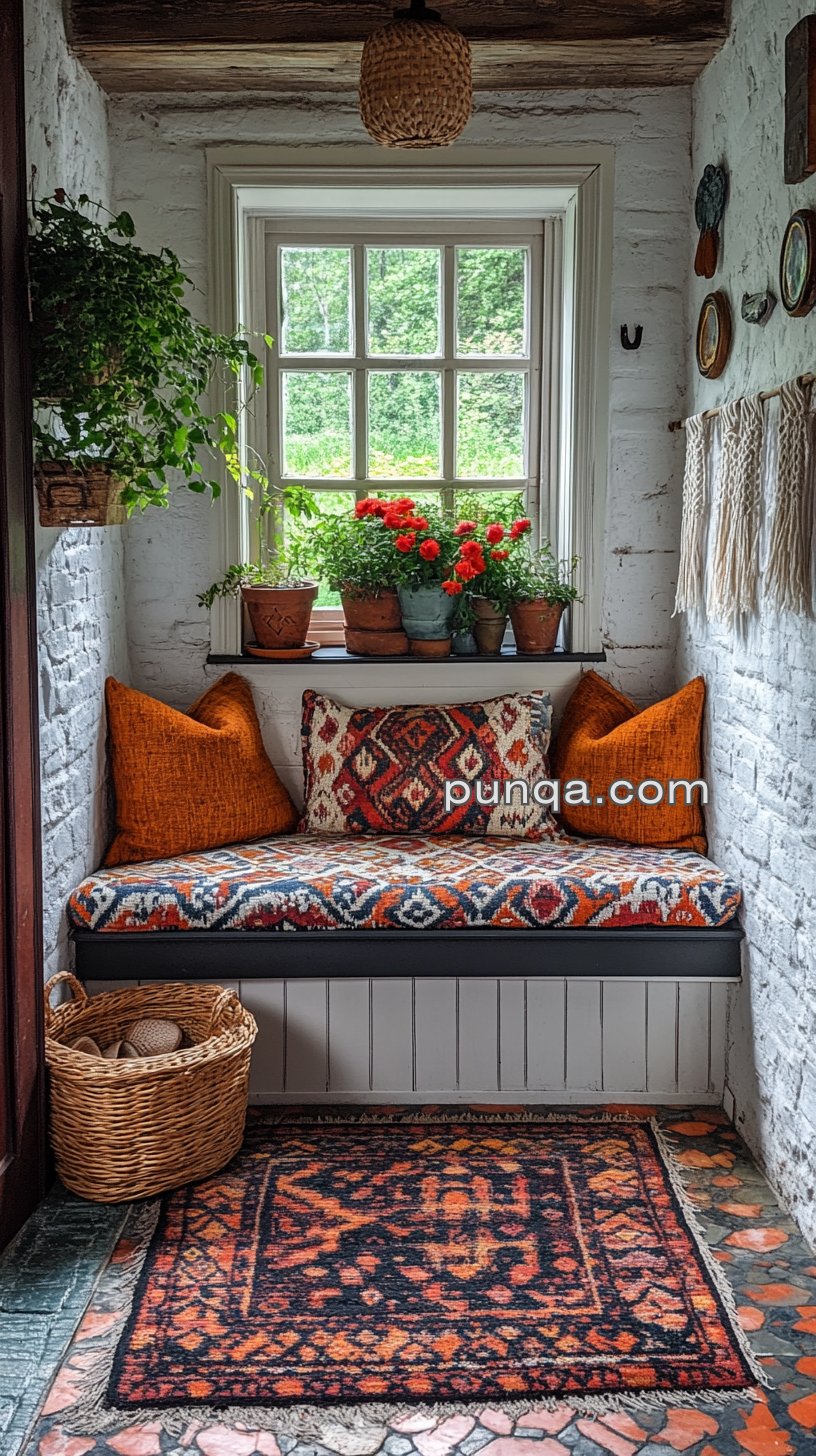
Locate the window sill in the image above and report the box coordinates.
[208,647,606,667]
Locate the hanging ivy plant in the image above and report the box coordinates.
[29,191,268,513]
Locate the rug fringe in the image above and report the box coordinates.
[649,1119,769,1391]
[55,1111,767,1446]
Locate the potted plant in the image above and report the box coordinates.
[383,500,459,656]
[199,484,320,656]
[305,499,406,655]
[446,515,535,655]
[29,191,267,526]
[507,546,582,654]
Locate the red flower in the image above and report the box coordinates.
[394,532,416,553]
[509,516,533,539]
[454,560,481,581]
[355,498,387,518]
[402,515,430,532]
[460,539,485,560]
[454,520,478,537]
[486,523,505,544]
[383,510,408,529]
[442,579,463,595]
[490,549,510,561]
[419,538,441,561]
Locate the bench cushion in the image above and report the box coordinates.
[67,834,741,934]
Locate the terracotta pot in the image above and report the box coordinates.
[242,582,318,650]
[472,597,508,656]
[35,461,126,528]
[341,589,402,632]
[409,637,452,658]
[510,599,564,654]
[397,585,456,640]
[345,626,409,656]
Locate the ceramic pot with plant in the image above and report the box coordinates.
[29,190,267,525]
[374,498,458,655]
[200,564,318,655]
[443,517,522,655]
[304,499,407,654]
[507,547,582,655]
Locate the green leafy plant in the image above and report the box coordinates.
[304,507,402,598]
[29,190,268,513]
[197,483,319,609]
[505,545,583,605]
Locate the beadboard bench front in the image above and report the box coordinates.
[77,925,741,1105]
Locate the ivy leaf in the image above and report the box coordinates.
[172,426,189,454]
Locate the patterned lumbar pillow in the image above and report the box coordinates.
[299,689,561,839]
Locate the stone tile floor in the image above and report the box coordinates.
[1,1107,815,1456]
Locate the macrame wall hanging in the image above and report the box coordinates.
[674,412,709,620]
[765,378,814,614]
[674,377,814,623]
[707,394,764,624]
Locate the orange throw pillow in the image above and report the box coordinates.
[104,673,297,866]
[551,671,707,852]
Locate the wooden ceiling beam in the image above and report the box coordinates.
[68,1,729,93]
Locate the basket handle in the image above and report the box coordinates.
[208,986,240,1037]
[44,970,89,1030]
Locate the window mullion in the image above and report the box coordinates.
[442,244,456,511]
[353,243,367,486]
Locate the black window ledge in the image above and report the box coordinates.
[208,647,607,667]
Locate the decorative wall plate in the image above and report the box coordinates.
[780,209,816,315]
[694,164,728,278]
[696,291,732,379]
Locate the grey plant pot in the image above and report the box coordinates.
[397,585,456,640]
[452,629,478,656]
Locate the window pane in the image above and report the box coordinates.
[367,248,441,356]
[456,248,527,356]
[286,489,352,605]
[280,247,352,354]
[455,489,526,524]
[368,372,441,478]
[282,371,352,478]
[456,372,526,479]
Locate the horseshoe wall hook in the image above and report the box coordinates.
[620,323,643,350]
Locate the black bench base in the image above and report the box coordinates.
[72,927,744,982]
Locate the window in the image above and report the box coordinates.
[269,225,541,502]
[266,224,544,621]
[208,152,613,655]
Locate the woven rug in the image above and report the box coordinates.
[78,1109,763,1436]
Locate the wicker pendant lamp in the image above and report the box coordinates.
[359,0,472,149]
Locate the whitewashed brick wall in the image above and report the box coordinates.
[109,88,690,714]
[680,0,816,1243]
[24,0,130,973]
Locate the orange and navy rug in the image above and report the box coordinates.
[102,1109,762,1420]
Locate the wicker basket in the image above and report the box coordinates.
[359,4,472,149]
[35,461,126,527]
[44,973,257,1203]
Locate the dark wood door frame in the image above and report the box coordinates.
[0,0,47,1248]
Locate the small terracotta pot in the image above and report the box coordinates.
[409,637,452,658]
[341,589,401,632]
[472,597,508,656]
[242,582,318,650]
[510,599,564,654]
[345,626,409,656]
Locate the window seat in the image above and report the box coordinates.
[69,834,743,983]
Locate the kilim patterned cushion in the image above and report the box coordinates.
[67,833,742,933]
[299,689,561,838]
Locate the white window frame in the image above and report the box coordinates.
[207,146,613,656]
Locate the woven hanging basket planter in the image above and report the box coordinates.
[360,0,472,149]
[35,460,126,527]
